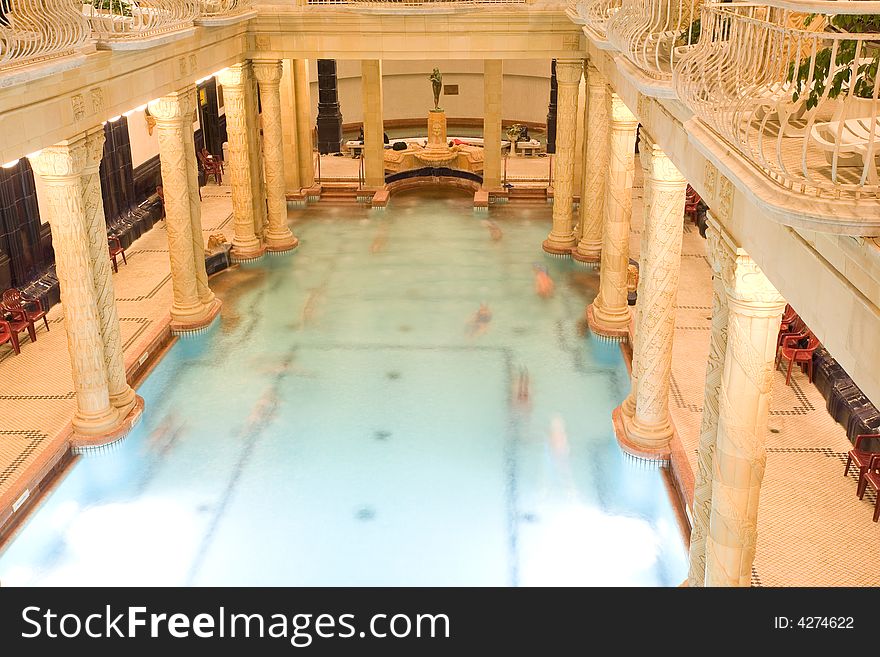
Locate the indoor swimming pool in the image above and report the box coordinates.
[0,189,688,586]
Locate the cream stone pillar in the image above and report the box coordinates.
[80,128,136,416]
[280,59,302,195]
[148,92,213,327]
[618,168,652,423]
[293,59,315,189]
[30,141,121,436]
[573,63,609,265]
[217,65,264,260]
[254,60,299,252]
[483,59,503,190]
[688,214,734,587]
[181,90,216,308]
[705,253,785,587]
[245,65,266,240]
[542,59,582,256]
[361,59,385,189]
[587,93,638,340]
[620,133,687,456]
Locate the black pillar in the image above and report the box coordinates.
[546,59,558,154]
[316,59,343,154]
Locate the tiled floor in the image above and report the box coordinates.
[1,175,878,585]
[628,167,880,587]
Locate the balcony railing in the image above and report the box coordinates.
[582,0,623,43]
[607,0,705,81]
[305,0,528,6]
[0,0,89,71]
[84,1,199,45]
[675,2,880,201]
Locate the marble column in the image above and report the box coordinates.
[181,90,216,307]
[361,59,385,189]
[620,133,687,456]
[483,59,503,190]
[293,59,316,189]
[254,60,299,252]
[280,59,302,196]
[705,253,785,587]
[80,128,136,416]
[217,64,264,260]
[246,67,266,241]
[542,59,582,256]
[587,92,638,339]
[688,214,734,587]
[148,92,213,327]
[619,161,652,423]
[573,63,609,265]
[30,140,121,436]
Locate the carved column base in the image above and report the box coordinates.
[265,231,299,253]
[625,413,674,454]
[72,404,122,438]
[109,386,138,418]
[586,301,630,340]
[572,242,601,266]
[542,236,576,256]
[170,298,222,335]
[612,406,672,462]
[620,392,636,419]
[72,395,145,451]
[231,242,267,263]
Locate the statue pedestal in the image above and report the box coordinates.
[427,110,447,149]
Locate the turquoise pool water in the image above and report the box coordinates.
[0,189,688,586]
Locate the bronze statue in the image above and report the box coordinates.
[429,68,442,111]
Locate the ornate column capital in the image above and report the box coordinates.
[30,138,88,181]
[638,129,686,187]
[555,59,584,86]
[82,127,107,174]
[252,60,283,86]
[217,63,250,89]
[586,62,605,90]
[148,89,196,126]
[609,92,638,129]
[726,255,785,315]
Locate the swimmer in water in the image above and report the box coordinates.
[481,219,503,241]
[532,264,555,298]
[543,414,576,500]
[518,367,530,402]
[466,302,493,336]
[370,224,389,254]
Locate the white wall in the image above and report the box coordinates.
[127,109,160,168]
[308,59,552,128]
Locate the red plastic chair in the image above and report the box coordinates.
[684,185,701,222]
[0,319,20,355]
[779,304,798,334]
[109,236,127,273]
[2,288,48,332]
[846,434,880,497]
[199,148,223,185]
[775,332,820,385]
[1,306,35,346]
[857,454,880,522]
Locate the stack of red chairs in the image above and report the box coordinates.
[775,305,821,385]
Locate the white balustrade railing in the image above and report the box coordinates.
[84,0,199,42]
[675,2,880,200]
[198,0,252,17]
[583,0,623,41]
[607,0,705,80]
[0,0,89,71]
[306,0,527,6]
